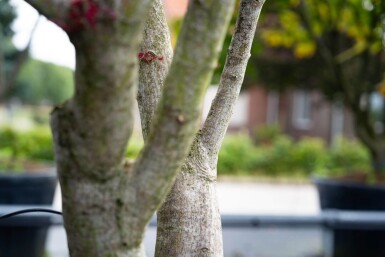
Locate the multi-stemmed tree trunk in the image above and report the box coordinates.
[24,0,236,256]
[137,0,266,256]
[22,0,265,255]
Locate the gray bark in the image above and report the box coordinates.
[49,1,154,255]
[156,137,223,257]
[24,0,237,256]
[136,0,266,256]
[137,0,173,140]
[156,1,266,255]
[200,0,265,159]
[131,0,237,230]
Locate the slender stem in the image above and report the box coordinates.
[131,0,236,222]
[155,1,266,256]
[201,0,266,164]
[137,0,173,140]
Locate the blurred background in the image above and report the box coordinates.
[0,0,385,256]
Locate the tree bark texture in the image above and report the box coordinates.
[156,1,266,255]
[137,0,173,140]
[136,0,266,256]
[17,0,238,256]
[131,0,236,234]
[49,1,154,256]
[156,137,224,257]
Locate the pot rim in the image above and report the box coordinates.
[312,176,385,191]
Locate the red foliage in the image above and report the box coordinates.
[55,0,114,33]
[138,50,164,63]
[85,1,99,26]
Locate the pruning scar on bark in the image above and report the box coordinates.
[177,114,185,123]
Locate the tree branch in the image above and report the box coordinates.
[49,1,157,255]
[200,0,266,163]
[137,0,173,140]
[297,0,356,105]
[23,0,69,20]
[51,0,154,181]
[131,0,236,221]
[23,0,158,35]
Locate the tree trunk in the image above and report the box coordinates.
[156,138,223,256]
[50,21,147,256]
[354,108,385,177]
[24,0,242,255]
[32,0,238,255]
[155,1,266,256]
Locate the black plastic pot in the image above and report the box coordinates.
[314,178,385,257]
[0,171,57,257]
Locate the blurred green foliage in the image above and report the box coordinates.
[246,0,384,175]
[1,0,20,96]
[125,136,144,159]
[0,126,143,171]
[255,0,385,97]
[260,0,384,59]
[291,137,328,174]
[0,125,370,178]
[324,136,372,176]
[12,59,74,104]
[0,126,54,171]
[217,129,370,178]
[0,0,16,37]
[253,124,282,144]
[0,126,54,161]
[216,134,261,175]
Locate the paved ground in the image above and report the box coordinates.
[46,182,322,257]
[217,182,319,215]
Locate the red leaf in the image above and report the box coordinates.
[85,1,100,27]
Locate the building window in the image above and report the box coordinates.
[292,90,312,129]
[330,100,344,143]
[267,91,279,124]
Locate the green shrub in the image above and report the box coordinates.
[0,125,371,179]
[291,137,328,175]
[24,128,55,161]
[257,135,294,175]
[218,133,371,179]
[0,126,147,171]
[218,134,260,175]
[253,124,281,145]
[323,136,371,176]
[0,126,54,161]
